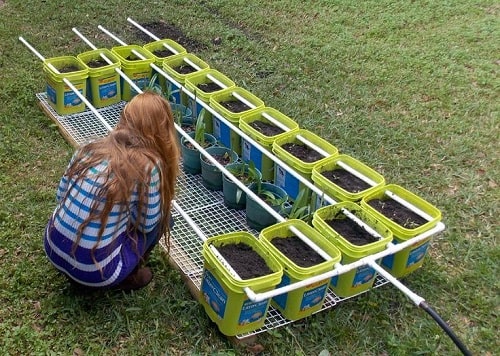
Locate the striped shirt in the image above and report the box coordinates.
[44,157,162,288]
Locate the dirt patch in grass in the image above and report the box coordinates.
[130,21,207,53]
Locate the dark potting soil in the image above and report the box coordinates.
[321,168,371,193]
[181,123,195,134]
[249,120,285,137]
[271,235,325,268]
[217,242,272,279]
[173,64,197,75]
[59,65,80,73]
[202,153,232,165]
[125,56,141,61]
[197,81,222,93]
[86,59,108,68]
[152,48,176,58]
[281,143,324,163]
[326,216,378,246]
[219,100,250,113]
[367,198,428,229]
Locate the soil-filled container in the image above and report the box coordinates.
[111,45,155,101]
[163,53,210,105]
[240,107,300,181]
[260,220,342,320]
[42,56,89,115]
[273,129,339,201]
[180,131,217,175]
[185,69,236,134]
[143,39,187,94]
[311,154,385,206]
[222,162,262,210]
[246,182,288,232]
[201,231,283,336]
[360,184,442,278]
[209,87,265,155]
[200,146,239,191]
[77,48,121,108]
[312,202,393,297]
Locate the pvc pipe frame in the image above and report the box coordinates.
[23,26,446,306]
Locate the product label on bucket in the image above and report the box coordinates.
[98,76,118,101]
[406,241,430,267]
[275,165,299,199]
[201,269,227,320]
[239,299,269,326]
[352,265,375,287]
[242,139,263,169]
[63,86,84,108]
[300,282,328,311]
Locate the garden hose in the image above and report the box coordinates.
[419,301,472,356]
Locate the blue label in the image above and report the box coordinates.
[352,265,376,287]
[46,84,56,105]
[272,274,290,309]
[239,299,269,326]
[407,241,430,267]
[242,139,263,171]
[98,77,118,101]
[300,282,328,311]
[201,269,227,320]
[275,165,299,199]
[167,82,181,103]
[63,89,83,108]
[212,117,231,147]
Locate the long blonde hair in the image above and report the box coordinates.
[61,91,179,262]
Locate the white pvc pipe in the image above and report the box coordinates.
[367,260,425,306]
[244,221,444,302]
[19,36,114,132]
[71,28,142,94]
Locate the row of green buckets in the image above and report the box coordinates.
[43,34,444,281]
[201,191,441,336]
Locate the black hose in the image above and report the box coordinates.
[419,301,472,356]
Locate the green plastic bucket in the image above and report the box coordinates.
[143,39,187,95]
[311,154,385,207]
[360,184,442,278]
[111,45,155,101]
[42,56,89,115]
[260,220,341,320]
[163,53,210,105]
[77,49,121,108]
[239,107,300,181]
[185,69,236,134]
[201,232,283,336]
[272,129,339,201]
[312,202,393,297]
[210,87,265,155]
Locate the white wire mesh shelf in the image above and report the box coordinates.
[38,94,390,339]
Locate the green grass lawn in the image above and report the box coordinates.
[1,0,498,354]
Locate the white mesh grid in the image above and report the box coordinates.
[39,94,390,339]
